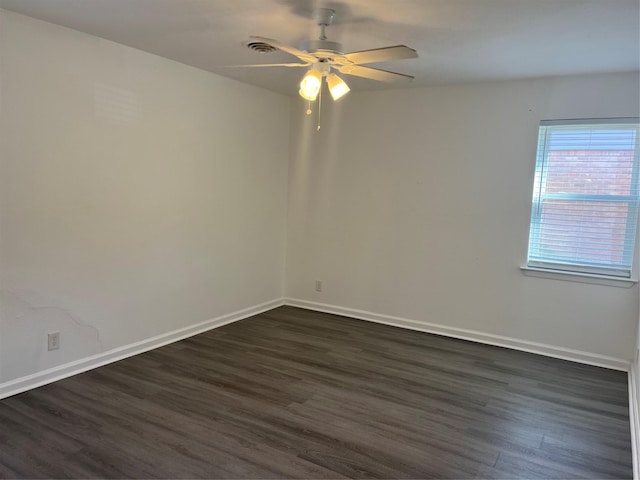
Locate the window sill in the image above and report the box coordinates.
[520,266,637,288]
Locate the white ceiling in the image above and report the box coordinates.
[1,0,638,96]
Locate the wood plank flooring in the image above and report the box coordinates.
[0,306,632,478]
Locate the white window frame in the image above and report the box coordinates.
[522,118,640,287]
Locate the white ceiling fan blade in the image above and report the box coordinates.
[250,36,317,64]
[221,63,311,68]
[335,64,414,83]
[336,45,417,66]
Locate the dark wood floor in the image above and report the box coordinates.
[0,306,632,479]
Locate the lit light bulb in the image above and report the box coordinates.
[299,69,322,101]
[299,88,319,102]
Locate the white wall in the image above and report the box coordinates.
[630,304,640,476]
[2,9,637,391]
[287,72,640,363]
[0,10,289,384]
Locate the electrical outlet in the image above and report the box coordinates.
[315,280,323,292]
[48,332,60,351]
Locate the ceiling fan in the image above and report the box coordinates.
[238,8,418,103]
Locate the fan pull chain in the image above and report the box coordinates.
[317,85,322,131]
[306,99,312,116]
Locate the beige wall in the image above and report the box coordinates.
[286,72,640,362]
[0,10,290,383]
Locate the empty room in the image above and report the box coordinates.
[0,0,639,478]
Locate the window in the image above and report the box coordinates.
[526,118,640,279]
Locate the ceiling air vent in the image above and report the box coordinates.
[246,41,277,53]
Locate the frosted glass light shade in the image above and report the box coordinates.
[326,73,350,100]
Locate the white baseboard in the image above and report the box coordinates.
[630,360,640,479]
[0,298,285,400]
[2,297,630,400]
[285,298,630,372]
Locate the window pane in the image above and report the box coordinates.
[527,119,640,277]
[545,150,635,196]
[536,200,629,266]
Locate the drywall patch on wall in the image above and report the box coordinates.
[0,289,103,382]
[0,298,284,400]
[93,83,138,125]
[0,10,289,385]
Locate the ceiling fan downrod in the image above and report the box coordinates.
[314,8,335,41]
[300,9,342,55]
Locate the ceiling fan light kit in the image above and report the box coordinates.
[241,8,417,128]
[299,60,349,103]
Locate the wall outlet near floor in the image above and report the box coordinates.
[48,332,60,351]
[315,280,323,292]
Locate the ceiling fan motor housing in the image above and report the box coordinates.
[299,39,344,56]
